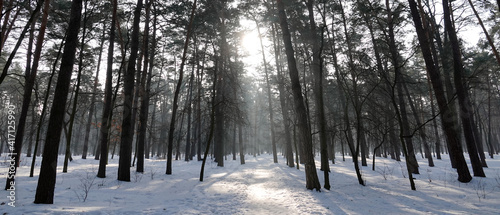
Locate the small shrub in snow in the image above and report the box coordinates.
[150,169,157,180]
[74,171,97,202]
[474,179,487,201]
[133,172,143,183]
[376,164,393,180]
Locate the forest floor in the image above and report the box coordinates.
[1,152,499,214]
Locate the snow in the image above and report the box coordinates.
[1,153,499,214]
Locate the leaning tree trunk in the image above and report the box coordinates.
[0,0,44,86]
[276,0,321,191]
[4,0,47,190]
[407,0,472,183]
[30,32,64,178]
[34,0,82,204]
[403,83,434,166]
[253,15,278,164]
[442,0,486,177]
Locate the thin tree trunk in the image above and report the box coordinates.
[271,23,294,167]
[6,0,49,188]
[30,33,64,178]
[166,0,197,174]
[466,0,500,66]
[83,21,106,159]
[0,0,44,86]
[96,0,117,179]
[427,77,442,159]
[185,63,195,161]
[238,124,245,164]
[339,0,365,186]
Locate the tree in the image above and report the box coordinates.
[442,0,485,177]
[276,0,321,191]
[96,0,117,179]
[407,0,472,183]
[252,14,278,164]
[118,0,143,182]
[137,0,154,173]
[306,0,329,190]
[166,0,197,174]
[82,21,107,160]
[0,0,44,86]
[4,0,47,190]
[34,0,83,203]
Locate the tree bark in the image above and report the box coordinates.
[407,0,472,182]
[271,23,294,167]
[442,0,485,177]
[306,0,329,190]
[63,0,90,173]
[253,16,278,164]
[166,0,197,174]
[118,0,143,182]
[96,0,117,178]
[276,0,321,191]
[30,33,65,178]
[83,21,106,159]
[34,0,82,203]
[137,0,153,173]
[0,0,44,86]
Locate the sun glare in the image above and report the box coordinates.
[242,30,261,55]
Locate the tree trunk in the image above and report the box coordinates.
[442,0,486,177]
[271,23,294,167]
[34,0,82,203]
[136,0,153,173]
[166,0,197,174]
[407,0,472,182]
[185,63,195,161]
[0,0,44,86]
[83,21,106,159]
[30,33,64,178]
[276,0,321,191]
[96,0,117,178]
[403,83,434,166]
[427,77,442,159]
[306,0,329,190]
[238,124,245,164]
[63,0,89,173]
[118,0,143,182]
[5,0,47,190]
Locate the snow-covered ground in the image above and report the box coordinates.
[1,152,499,214]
